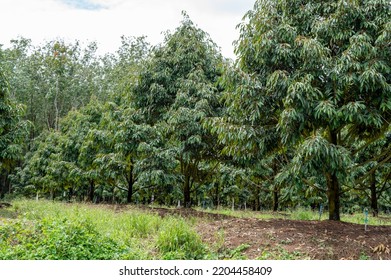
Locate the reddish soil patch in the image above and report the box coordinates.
[114,205,391,259]
[197,217,391,260]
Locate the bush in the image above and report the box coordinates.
[0,217,127,260]
[156,218,207,259]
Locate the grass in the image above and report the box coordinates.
[0,208,17,219]
[1,199,390,260]
[257,246,307,260]
[0,199,210,260]
[199,207,391,226]
[156,217,207,259]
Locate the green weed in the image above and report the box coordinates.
[0,217,126,260]
[2,199,211,260]
[257,246,307,260]
[156,217,207,259]
[218,243,250,260]
[359,252,371,260]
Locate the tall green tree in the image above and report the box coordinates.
[0,53,29,197]
[133,14,225,207]
[10,37,151,203]
[3,39,102,136]
[214,0,390,220]
[352,129,391,216]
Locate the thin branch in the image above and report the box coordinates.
[115,186,129,192]
[241,176,270,192]
[351,146,391,169]
[352,134,389,156]
[301,177,327,192]
[379,192,391,207]
[377,173,391,195]
[133,185,158,195]
[354,153,391,185]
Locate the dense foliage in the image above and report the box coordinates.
[0,53,29,196]
[0,2,390,221]
[209,0,391,220]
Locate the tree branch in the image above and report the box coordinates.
[301,177,327,192]
[354,152,391,185]
[377,172,390,195]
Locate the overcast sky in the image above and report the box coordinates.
[0,0,255,59]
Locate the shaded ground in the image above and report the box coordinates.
[149,207,391,260]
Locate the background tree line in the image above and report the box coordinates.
[0,1,390,221]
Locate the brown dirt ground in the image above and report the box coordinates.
[147,207,391,260]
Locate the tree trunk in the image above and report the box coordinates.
[0,171,11,199]
[273,186,279,212]
[127,164,134,204]
[370,172,378,217]
[214,182,220,209]
[0,172,6,199]
[184,173,191,208]
[68,187,74,201]
[54,76,60,131]
[326,129,341,221]
[254,186,260,211]
[326,172,340,221]
[88,180,95,202]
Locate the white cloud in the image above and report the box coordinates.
[0,0,254,59]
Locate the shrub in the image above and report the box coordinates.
[0,217,127,260]
[156,217,207,259]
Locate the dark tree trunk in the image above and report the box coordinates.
[0,173,6,199]
[127,180,133,204]
[214,182,220,209]
[273,186,279,212]
[326,172,340,221]
[184,173,191,208]
[0,171,11,199]
[88,180,95,202]
[326,129,341,221]
[370,172,378,217]
[127,164,134,204]
[68,187,74,201]
[254,186,260,211]
[6,174,11,195]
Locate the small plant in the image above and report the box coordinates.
[359,252,371,260]
[156,217,207,259]
[215,229,225,251]
[266,231,276,241]
[256,246,306,260]
[0,217,127,260]
[280,238,293,245]
[218,244,250,260]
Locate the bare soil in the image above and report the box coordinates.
[148,207,391,260]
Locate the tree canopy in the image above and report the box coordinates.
[133,15,226,207]
[211,0,391,220]
[1,6,390,220]
[0,53,29,196]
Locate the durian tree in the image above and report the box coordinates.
[133,14,225,207]
[213,0,390,220]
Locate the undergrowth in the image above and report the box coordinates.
[1,199,390,260]
[0,199,210,260]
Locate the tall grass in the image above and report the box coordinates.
[156,217,207,259]
[1,199,389,260]
[0,199,210,260]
